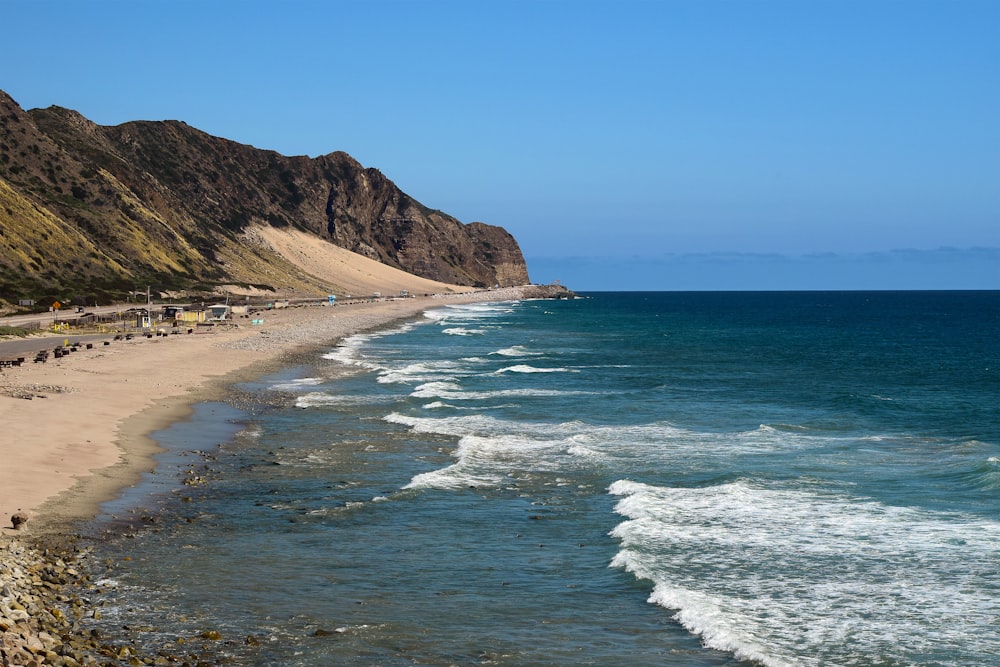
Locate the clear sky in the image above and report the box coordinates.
[3,0,998,290]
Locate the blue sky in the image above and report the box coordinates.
[3,0,998,290]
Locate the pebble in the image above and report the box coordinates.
[0,536,220,666]
[0,286,573,665]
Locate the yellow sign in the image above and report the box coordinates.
[53,301,61,309]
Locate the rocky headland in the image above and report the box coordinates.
[0,89,529,303]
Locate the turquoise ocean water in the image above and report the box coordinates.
[87,291,1000,666]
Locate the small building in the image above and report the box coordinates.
[132,308,152,328]
[207,304,231,321]
[162,306,185,319]
[176,310,206,324]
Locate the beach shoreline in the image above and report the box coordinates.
[1,287,561,536]
[0,286,571,665]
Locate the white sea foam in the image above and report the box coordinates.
[294,392,384,408]
[491,345,542,357]
[386,412,515,437]
[376,359,472,385]
[423,301,517,323]
[388,414,821,465]
[404,463,507,491]
[564,444,609,461]
[322,334,384,370]
[421,308,451,323]
[408,381,593,401]
[608,479,1000,666]
[402,433,581,490]
[494,364,577,374]
[294,392,336,408]
[237,425,262,439]
[441,327,487,336]
[388,410,900,502]
[322,323,417,368]
[408,381,465,399]
[270,377,324,391]
[385,412,627,449]
[389,413,644,490]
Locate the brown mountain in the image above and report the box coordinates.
[0,90,529,304]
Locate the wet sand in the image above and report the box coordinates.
[0,289,538,536]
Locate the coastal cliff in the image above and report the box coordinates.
[0,90,530,302]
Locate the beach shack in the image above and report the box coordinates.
[174,310,206,324]
[132,308,152,329]
[207,304,231,321]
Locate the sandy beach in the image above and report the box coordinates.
[0,284,573,664]
[0,288,541,536]
[0,220,549,539]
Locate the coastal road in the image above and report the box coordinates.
[0,305,160,361]
[0,305,155,329]
[0,306,196,360]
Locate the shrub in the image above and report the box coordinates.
[0,325,29,337]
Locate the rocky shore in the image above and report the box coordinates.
[1,535,112,666]
[0,284,577,666]
[2,531,243,666]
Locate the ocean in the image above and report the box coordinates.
[84,291,1000,666]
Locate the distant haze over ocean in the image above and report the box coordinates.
[528,247,1000,291]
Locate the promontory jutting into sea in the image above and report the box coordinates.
[85,290,999,666]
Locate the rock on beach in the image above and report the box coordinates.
[0,535,176,666]
[1,537,72,665]
[0,284,576,665]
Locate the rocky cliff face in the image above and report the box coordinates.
[0,90,529,301]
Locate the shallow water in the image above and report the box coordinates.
[85,291,1000,666]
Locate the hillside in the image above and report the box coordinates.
[0,90,529,304]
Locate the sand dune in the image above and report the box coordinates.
[247,225,476,297]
